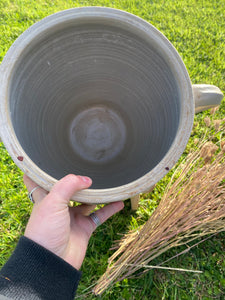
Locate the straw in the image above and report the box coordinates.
[94,126,225,295]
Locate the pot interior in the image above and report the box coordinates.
[9,18,180,189]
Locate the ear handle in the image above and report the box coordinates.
[193,84,224,114]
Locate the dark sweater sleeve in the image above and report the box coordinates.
[0,236,82,300]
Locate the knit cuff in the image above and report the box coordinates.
[0,236,81,300]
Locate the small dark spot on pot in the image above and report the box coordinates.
[17,156,24,161]
[165,167,169,171]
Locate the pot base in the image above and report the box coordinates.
[69,105,127,164]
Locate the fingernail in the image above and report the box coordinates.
[80,176,92,185]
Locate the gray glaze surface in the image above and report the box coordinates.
[9,19,180,189]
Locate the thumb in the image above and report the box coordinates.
[47,174,92,206]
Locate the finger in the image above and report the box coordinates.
[89,201,124,229]
[23,174,47,203]
[72,204,97,216]
[49,174,92,205]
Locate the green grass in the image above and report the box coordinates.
[0,0,225,299]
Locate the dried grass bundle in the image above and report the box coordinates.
[94,129,225,295]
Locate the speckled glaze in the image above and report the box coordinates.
[0,7,223,203]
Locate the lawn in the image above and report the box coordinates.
[0,0,225,299]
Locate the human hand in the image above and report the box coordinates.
[23,174,124,270]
